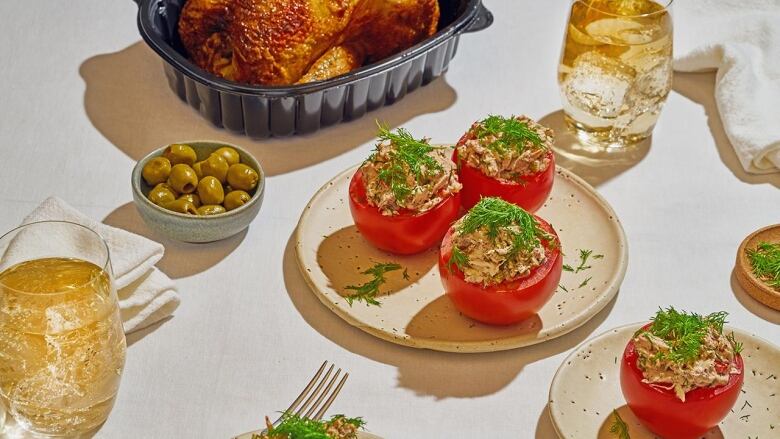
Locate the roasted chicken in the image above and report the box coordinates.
[177,0,439,85]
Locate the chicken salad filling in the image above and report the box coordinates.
[457,115,553,183]
[254,413,364,439]
[361,125,461,216]
[447,197,555,286]
[632,308,743,402]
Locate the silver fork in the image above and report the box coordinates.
[233,361,349,439]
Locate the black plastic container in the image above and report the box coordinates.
[135,0,492,138]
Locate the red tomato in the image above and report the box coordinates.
[348,169,461,255]
[453,142,555,212]
[437,215,562,325]
[620,328,745,439]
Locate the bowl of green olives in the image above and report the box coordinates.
[131,141,264,243]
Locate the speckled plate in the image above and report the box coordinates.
[548,323,780,438]
[294,162,628,353]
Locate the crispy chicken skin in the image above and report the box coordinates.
[178,0,439,85]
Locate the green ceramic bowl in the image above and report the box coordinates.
[131,141,265,243]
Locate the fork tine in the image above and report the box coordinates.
[293,364,335,417]
[273,360,328,425]
[312,372,348,421]
[303,368,341,419]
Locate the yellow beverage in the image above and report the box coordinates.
[558,0,673,148]
[0,257,126,436]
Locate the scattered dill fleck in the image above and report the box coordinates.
[402,268,410,281]
[609,410,630,439]
[368,122,443,202]
[344,262,403,306]
[747,241,780,289]
[559,284,569,293]
[475,115,543,155]
[259,412,366,438]
[562,264,575,272]
[647,307,738,363]
[448,246,469,273]
[575,249,594,273]
[578,276,592,289]
[741,400,753,411]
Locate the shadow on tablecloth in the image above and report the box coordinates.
[673,72,780,188]
[281,233,616,399]
[539,110,652,188]
[102,202,246,279]
[78,42,458,178]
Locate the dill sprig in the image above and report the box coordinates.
[647,307,734,364]
[259,412,365,439]
[344,262,403,307]
[609,410,630,439]
[747,241,780,289]
[368,123,443,202]
[475,115,544,155]
[447,246,469,273]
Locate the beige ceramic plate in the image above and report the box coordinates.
[295,163,628,353]
[548,323,780,438]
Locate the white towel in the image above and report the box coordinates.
[17,197,180,334]
[674,0,780,174]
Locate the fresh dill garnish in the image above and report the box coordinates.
[647,307,737,363]
[578,276,592,289]
[562,264,575,272]
[475,115,543,155]
[747,241,780,289]
[344,262,403,307]
[558,284,569,293]
[609,410,630,439]
[257,412,366,439]
[448,246,469,273]
[368,122,443,202]
[459,197,547,252]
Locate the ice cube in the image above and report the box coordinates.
[562,51,636,119]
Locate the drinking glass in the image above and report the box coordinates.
[558,0,673,150]
[0,221,126,436]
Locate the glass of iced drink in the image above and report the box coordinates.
[558,0,673,150]
[0,221,126,436]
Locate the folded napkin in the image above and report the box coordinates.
[674,0,780,174]
[17,197,180,333]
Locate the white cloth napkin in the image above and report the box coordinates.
[674,0,780,174]
[18,197,180,333]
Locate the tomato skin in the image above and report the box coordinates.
[437,215,562,325]
[348,169,461,255]
[453,140,555,212]
[620,327,745,439]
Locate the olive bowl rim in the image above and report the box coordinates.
[131,140,265,221]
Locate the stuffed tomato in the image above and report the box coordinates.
[437,197,561,325]
[349,125,462,255]
[454,115,555,212]
[620,309,745,439]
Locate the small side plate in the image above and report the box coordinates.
[735,224,780,311]
[548,323,780,438]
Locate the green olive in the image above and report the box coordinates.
[142,157,172,186]
[162,199,198,215]
[147,183,177,205]
[163,144,197,166]
[223,190,251,211]
[197,204,226,216]
[167,164,199,194]
[201,154,229,183]
[197,176,225,205]
[177,193,202,208]
[192,161,205,179]
[226,163,260,191]
[213,146,240,166]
